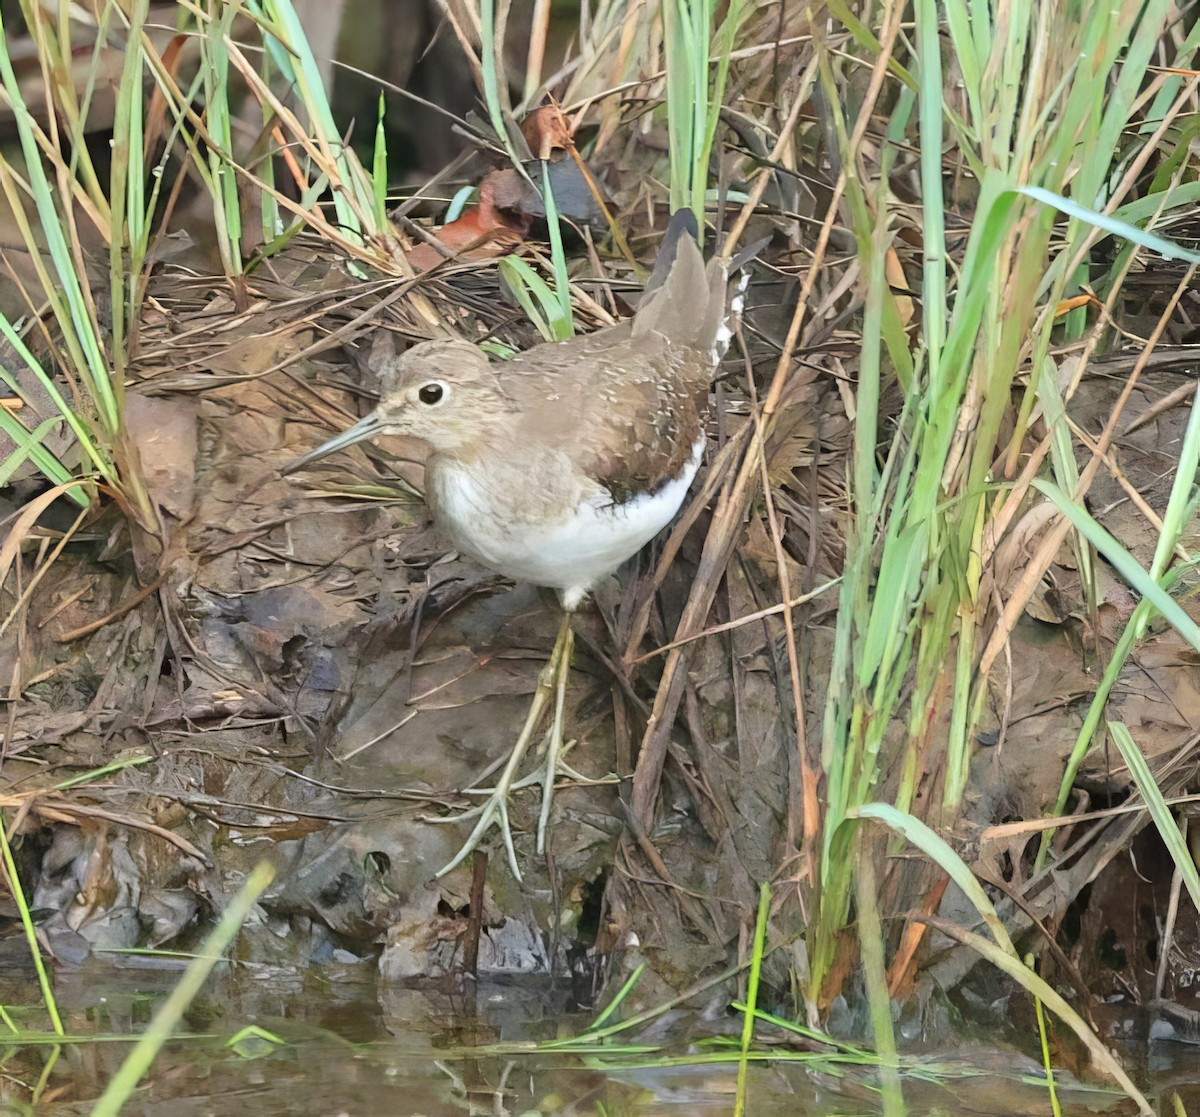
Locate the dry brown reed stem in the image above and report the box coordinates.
[720,67,811,257]
[495,0,516,117]
[523,0,552,104]
[982,791,1200,839]
[2,194,52,322]
[218,42,447,331]
[760,0,900,853]
[0,483,91,609]
[979,265,1197,677]
[0,507,90,642]
[251,279,440,382]
[629,578,840,663]
[1067,417,1173,539]
[54,573,169,643]
[628,6,899,850]
[621,77,811,656]
[136,39,349,254]
[594,2,642,154]
[624,89,815,831]
[886,873,949,998]
[223,43,371,228]
[430,0,486,92]
[998,74,1199,480]
[1154,845,1186,998]
[1123,378,1197,435]
[0,790,208,860]
[545,26,628,136]
[621,426,749,670]
[4,550,27,715]
[271,122,312,197]
[751,379,811,857]
[20,11,109,235]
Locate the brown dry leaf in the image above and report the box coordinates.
[989,499,1059,611]
[406,172,531,272]
[884,245,914,326]
[125,392,199,520]
[206,329,307,378]
[1054,292,1101,317]
[765,367,823,486]
[520,104,575,160]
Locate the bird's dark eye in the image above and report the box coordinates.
[418,383,444,405]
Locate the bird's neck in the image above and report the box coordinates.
[422,416,512,464]
[426,425,513,475]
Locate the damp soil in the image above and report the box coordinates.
[3,245,1200,1105]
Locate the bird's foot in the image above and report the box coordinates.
[429,613,575,881]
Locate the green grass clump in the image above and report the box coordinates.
[813,0,1200,1039]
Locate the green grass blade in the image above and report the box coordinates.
[733,882,771,1117]
[587,963,646,1032]
[942,925,1152,1113]
[852,803,1016,955]
[499,258,552,340]
[1019,185,1200,264]
[854,847,902,1116]
[1028,952,1063,1117]
[0,415,67,488]
[90,862,276,1117]
[915,0,946,394]
[1144,376,1200,581]
[0,811,64,1036]
[445,185,475,222]
[0,14,116,435]
[0,312,105,493]
[109,0,151,357]
[373,93,389,229]
[480,0,507,144]
[499,256,572,340]
[1039,562,1196,867]
[855,806,1151,1112]
[248,0,370,241]
[1031,479,1200,653]
[257,47,283,244]
[201,2,243,277]
[539,161,574,336]
[1109,723,1200,913]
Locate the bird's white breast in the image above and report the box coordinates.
[429,441,704,609]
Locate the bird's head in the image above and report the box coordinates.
[285,339,511,471]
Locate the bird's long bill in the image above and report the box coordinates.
[281,411,384,475]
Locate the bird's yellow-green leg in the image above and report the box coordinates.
[537,620,573,855]
[432,612,573,881]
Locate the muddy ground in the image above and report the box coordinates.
[1,236,1198,1055]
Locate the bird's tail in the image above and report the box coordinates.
[632,208,732,361]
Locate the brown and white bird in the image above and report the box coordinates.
[289,209,733,879]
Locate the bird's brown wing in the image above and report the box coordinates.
[501,331,709,505]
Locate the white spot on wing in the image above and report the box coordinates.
[711,269,751,364]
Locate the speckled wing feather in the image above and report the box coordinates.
[497,329,709,504]
[499,215,727,503]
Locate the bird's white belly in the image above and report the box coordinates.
[430,443,703,608]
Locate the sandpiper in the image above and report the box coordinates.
[288,209,735,879]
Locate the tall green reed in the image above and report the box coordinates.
[814,0,1200,1006]
[0,0,156,524]
[663,0,747,234]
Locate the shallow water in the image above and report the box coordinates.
[2,961,1195,1116]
